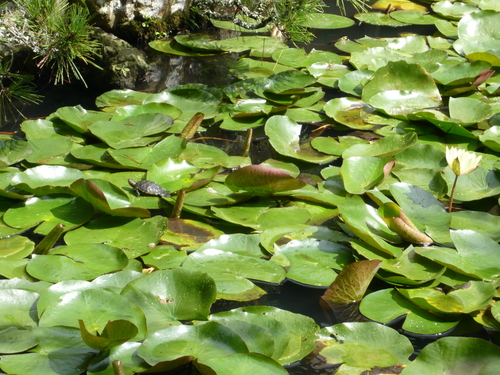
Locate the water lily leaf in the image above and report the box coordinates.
[0,326,38,353]
[354,12,407,27]
[79,319,138,351]
[11,165,84,195]
[36,280,95,317]
[21,119,85,142]
[296,12,354,28]
[70,143,125,169]
[343,132,417,159]
[322,259,381,309]
[450,210,500,241]
[120,268,216,331]
[212,202,311,231]
[231,57,295,80]
[0,259,30,279]
[39,288,147,340]
[64,216,167,258]
[0,236,34,260]
[144,85,221,125]
[276,238,354,287]
[432,61,491,86]
[390,10,440,25]
[87,342,150,375]
[26,243,129,282]
[141,245,187,269]
[138,321,248,366]
[0,139,30,168]
[108,135,185,169]
[0,326,98,375]
[362,61,441,118]
[95,89,150,109]
[53,105,112,133]
[174,34,222,52]
[449,97,494,125]
[323,97,376,130]
[340,156,392,195]
[214,306,318,365]
[148,39,217,56]
[88,113,173,149]
[401,337,500,375]
[312,136,369,156]
[433,1,477,20]
[416,230,500,281]
[360,288,461,334]
[70,179,150,218]
[225,165,307,195]
[26,137,84,166]
[407,110,476,139]
[455,10,500,55]
[388,182,450,231]
[161,218,223,251]
[338,70,374,96]
[254,70,316,95]
[3,196,94,235]
[442,166,500,201]
[316,322,412,373]
[479,124,500,152]
[265,115,335,163]
[216,36,287,53]
[182,247,286,299]
[198,352,287,375]
[111,102,182,121]
[0,288,39,328]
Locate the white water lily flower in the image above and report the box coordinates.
[446,146,482,176]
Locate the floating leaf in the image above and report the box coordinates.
[79,319,138,351]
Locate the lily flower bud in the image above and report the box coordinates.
[445,147,482,176]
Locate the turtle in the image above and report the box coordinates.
[128,179,171,197]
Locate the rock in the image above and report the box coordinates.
[83,0,191,31]
[85,28,150,89]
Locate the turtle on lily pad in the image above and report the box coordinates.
[128,179,171,197]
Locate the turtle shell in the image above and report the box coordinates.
[128,179,170,197]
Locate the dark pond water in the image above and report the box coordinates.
[6,1,490,373]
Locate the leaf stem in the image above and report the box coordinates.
[448,175,459,213]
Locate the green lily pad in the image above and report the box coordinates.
[338,195,403,257]
[390,10,441,25]
[52,105,112,133]
[432,1,477,20]
[442,166,500,201]
[25,137,83,166]
[26,243,129,282]
[79,319,138,351]
[11,165,84,195]
[0,326,98,375]
[480,124,500,152]
[265,115,335,164]
[148,39,217,56]
[3,196,94,235]
[275,238,354,287]
[64,216,167,258]
[231,57,294,79]
[340,156,392,195]
[0,288,39,328]
[449,97,494,125]
[343,132,417,159]
[455,10,500,55]
[182,247,286,300]
[0,139,31,168]
[216,36,287,53]
[432,61,491,86]
[408,110,476,139]
[415,230,500,281]
[199,352,287,375]
[95,89,150,109]
[450,210,500,241]
[120,268,216,331]
[354,12,407,27]
[39,288,147,340]
[141,245,187,270]
[70,179,151,218]
[296,12,354,29]
[87,342,150,375]
[0,326,38,353]
[360,288,461,335]
[0,236,34,260]
[112,102,182,121]
[316,322,412,373]
[88,113,173,149]
[362,61,441,118]
[401,337,500,375]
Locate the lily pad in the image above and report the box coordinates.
[265,115,335,163]
[26,243,129,282]
[401,337,500,375]
[296,12,354,29]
